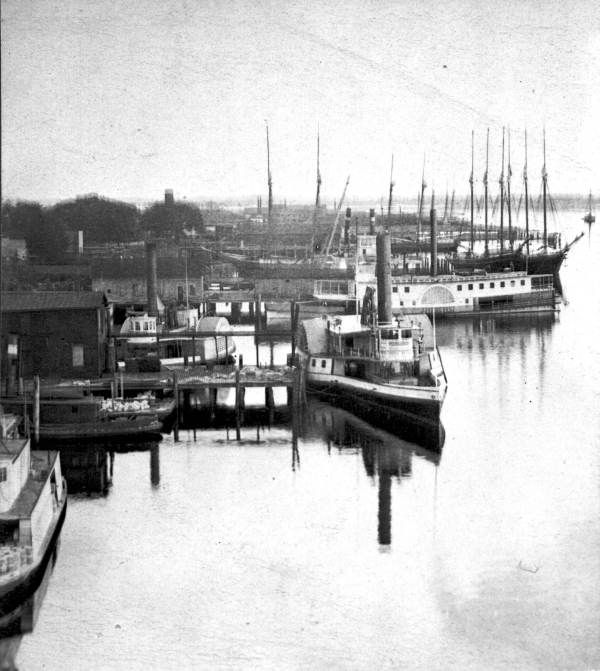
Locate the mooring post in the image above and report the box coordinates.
[269,340,274,368]
[290,300,296,363]
[173,373,179,442]
[210,387,217,422]
[235,368,241,440]
[33,375,40,445]
[265,385,274,425]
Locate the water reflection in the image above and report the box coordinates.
[303,402,440,546]
[0,545,58,670]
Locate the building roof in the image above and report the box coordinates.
[1,291,106,312]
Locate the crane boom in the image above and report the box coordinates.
[324,175,351,257]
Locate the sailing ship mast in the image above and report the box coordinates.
[469,130,475,255]
[484,128,489,256]
[542,127,548,250]
[417,155,426,243]
[266,121,273,234]
[499,127,505,252]
[312,131,322,257]
[524,129,530,256]
[387,154,394,225]
[507,127,513,250]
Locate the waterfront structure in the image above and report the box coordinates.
[0,292,111,390]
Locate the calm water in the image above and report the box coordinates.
[7,213,600,670]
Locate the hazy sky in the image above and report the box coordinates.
[2,0,599,204]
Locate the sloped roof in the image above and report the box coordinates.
[1,291,106,312]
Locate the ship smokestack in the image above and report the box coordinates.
[376,231,393,324]
[146,241,159,317]
[369,208,376,235]
[344,207,351,247]
[430,191,438,278]
[164,189,174,206]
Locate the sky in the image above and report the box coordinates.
[2,0,599,205]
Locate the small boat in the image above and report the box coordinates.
[0,414,67,615]
[298,290,447,450]
[38,396,162,441]
[103,393,176,429]
[119,313,236,368]
[583,191,595,230]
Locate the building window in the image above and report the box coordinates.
[72,344,84,367]
[457,285,463,291]
[468,283,473,290]
[465,298,469,304]
[479,283,484,289]
[321,359,327,368]
[490,282,495,288]
[143,321,149,331]
[189,284,196,295]
[404,286,410,293]
[392,286,398,293]
[412,300,416,306]
[311,359,316,367]
[135,322,141,331]
[500,281,505,288]
[510,280,515,287]
[521,279,526,286]
[400,301,404,306]
[0,467,7,482]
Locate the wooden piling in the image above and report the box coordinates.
[173,373,179,442]
[265,386,274,424]
[235,369,241,440]
[33,375,40,445]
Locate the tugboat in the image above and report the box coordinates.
[0,413,67,615]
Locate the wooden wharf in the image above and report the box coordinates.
[1,364,306,444]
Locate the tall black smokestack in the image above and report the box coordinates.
[146,241,159,316]
[376,231,393,324]
[369,208,376,235]
[344,207,351,247]
[430,192,438,278]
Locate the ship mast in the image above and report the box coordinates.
[524,128,530,256]
[542,127,548,250]
[469,130,475,255]
[484,127,489,256]
[499,127,505,252]
[417,155,426,243]
[312,131,321,257]
[507,127,513,250]
[266,121,273,234]
[387,154,394,225]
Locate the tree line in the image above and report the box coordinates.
[1,195,204,262]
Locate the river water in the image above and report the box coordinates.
[7,212,600,670]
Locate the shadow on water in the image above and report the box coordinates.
[0,544,59,670]
[53,439,162,494]
[301,401,441,547]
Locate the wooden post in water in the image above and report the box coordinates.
[235,368,241,440]
[210,387,217,422]
[265,385,274,425]
[173,373,179,442]
[33,375,40,445]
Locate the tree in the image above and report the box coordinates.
[1,200,68,262]
[46,195,140,243]
[140,202,204,238]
